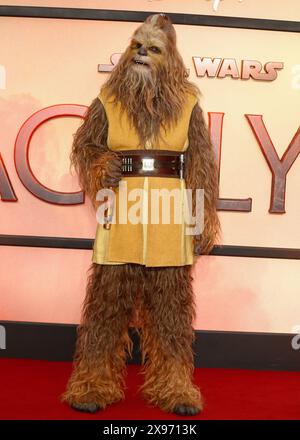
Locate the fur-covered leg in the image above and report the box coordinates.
[62,263,142,413]
[139,265,203,416]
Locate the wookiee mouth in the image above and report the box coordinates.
[133,58,149,67]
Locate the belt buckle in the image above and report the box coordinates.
[142,157,154,171]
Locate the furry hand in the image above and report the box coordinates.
[97,151,123,188]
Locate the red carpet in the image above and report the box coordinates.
[0,358,299,420]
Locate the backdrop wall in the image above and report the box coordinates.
[0,1,299,333]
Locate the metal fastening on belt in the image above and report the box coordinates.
[122,157,133,172]
[142,158,155,171]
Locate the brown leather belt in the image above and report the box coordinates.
[117,150,185,178]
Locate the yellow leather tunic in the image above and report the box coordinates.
[92,89,197,267]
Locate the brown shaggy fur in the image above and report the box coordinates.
[62,264,203,413]
[69,98,121,207]
[62,263,143,409]
[185,103,221,255]
[138,266,203,411]
[63,13,219,415]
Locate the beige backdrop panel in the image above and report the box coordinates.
[0,5,299,332]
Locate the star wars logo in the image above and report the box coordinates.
[98,54,284,81]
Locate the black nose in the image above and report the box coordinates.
[137,46,147,56]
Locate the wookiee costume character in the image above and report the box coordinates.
[62,13,220,416]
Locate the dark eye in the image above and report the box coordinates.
[149,46,161,54]
[134,42,142,49]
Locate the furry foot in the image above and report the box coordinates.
[70,402,102,413]
[62,374,125,412]
[173,404,201,416]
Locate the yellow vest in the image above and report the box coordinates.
[92,89,198,267]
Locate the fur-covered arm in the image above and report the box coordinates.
[185,102,220,255]
[70,97,122,206]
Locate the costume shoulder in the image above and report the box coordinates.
[97,87,115,107]
[186,91,199,113]
[97,88,106,106]
[188,92,198,105]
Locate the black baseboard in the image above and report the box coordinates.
[0,235,299,259]
[0,6,299,33]
[0,321,299,371]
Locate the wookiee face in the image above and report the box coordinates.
[116,14,177,92]
[129,24,168,79]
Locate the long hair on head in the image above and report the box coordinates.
[101,14,200,146]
